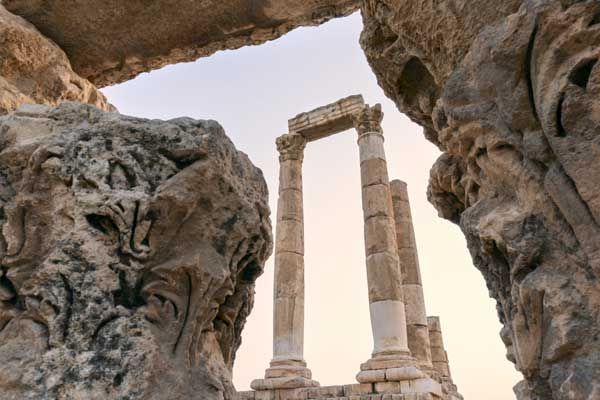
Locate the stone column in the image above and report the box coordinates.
[428,317,462,399]
[354,105,421,382]
[251,133,318,390]
[390,180,434,373]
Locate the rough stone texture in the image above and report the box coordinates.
[0,5,114,115]
[239,382,441,399]
[289,94,365,141]
[0,103,272,399]
[3,0,359,88]
[360,0,522,146]
[242,378,442,399]
[361,1,600,399]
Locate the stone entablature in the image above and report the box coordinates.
[288,95,365,141]
[248,95,461,400]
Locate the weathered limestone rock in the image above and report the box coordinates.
[4,0,360,87]
[0,5,114,115]
[360,0,521,146]
[0,102,272,399]
[361,1,600,398]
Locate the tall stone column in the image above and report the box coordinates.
[390,180,434,373]
[427,317,463,400]
[428,317,463,399]
[354,105,422,383]
[251,133,318,390]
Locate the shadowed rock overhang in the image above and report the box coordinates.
[3,0,359,87]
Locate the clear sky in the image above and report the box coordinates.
[102,12,521,400]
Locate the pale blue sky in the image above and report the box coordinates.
[103,12,521,399]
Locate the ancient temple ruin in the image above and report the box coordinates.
[240,95,462,400]
[3,1,600,398]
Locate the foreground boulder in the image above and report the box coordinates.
[0,103,272,399]
[4,0,360,87]
[0,5,113,115]
[361,1,600,399]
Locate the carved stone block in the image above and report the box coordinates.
[0,102,272,400]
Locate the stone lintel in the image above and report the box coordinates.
[288,94,365,141]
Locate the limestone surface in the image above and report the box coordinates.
[3,0,359,87]
[240,381,440,400]
[0,5,113,115]
[361,1,600,398]
[0,103,272,399]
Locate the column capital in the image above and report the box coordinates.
[276,133,307,162]
[354,104,384,137]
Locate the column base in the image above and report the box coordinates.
[355,353,442,398]
[251,359,320,390]
[416,362,441,381]
[356,352,424,383]
[240,381,443,400]
[441,378,464,400]
[250,376,320,390]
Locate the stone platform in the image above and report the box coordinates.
[239,380,442,400]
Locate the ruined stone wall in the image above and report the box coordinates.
[360,1,600,399]
[0,102,272,399]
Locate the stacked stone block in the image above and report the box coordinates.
[427,318,462,400]
[240,381,441,400]
[390,180,433,374]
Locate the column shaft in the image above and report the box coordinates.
[251,133,318,390]
[427,317,452,379]
[356,105,410,358]
[428,317,462,398]
[272,134,306,363]
[390,180,433,370]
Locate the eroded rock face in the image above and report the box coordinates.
[0,5,114,115]
[361,1,600,399]
[4,0,359,87]
[0,103,272,399]
[360,0,522,146]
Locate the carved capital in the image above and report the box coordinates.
[276,134,307,162]
[354,104,384,136]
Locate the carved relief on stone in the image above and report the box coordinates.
[0,103,272,400]
[354,104,384,136]
[276,133,307,162]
